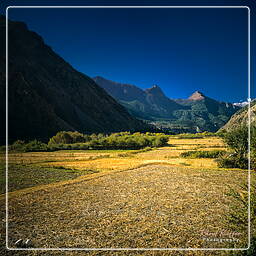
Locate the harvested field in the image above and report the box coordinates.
[0,136,252,255]
[1,166,248,249]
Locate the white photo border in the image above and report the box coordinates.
[5,5,251,251]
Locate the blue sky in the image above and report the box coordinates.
[2,0,255,102]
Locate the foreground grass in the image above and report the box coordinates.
[0,165,250,251]
[0,163,95,194]
[0,135,253,255]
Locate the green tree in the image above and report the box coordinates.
[223,126,248,158]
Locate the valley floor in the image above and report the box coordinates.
[0,136,253,255]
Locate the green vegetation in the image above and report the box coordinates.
[95,77,240,133]
[48,131,169,150]
[226,183,256,255]
[48,131,88,144]
[217,125,256,170]
[180,150,225,159]
[176,131,217,139]
[0,163,90,194]
[7,131,169,152]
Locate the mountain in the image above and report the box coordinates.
[188,91,205,101]
[172,91,240,132]
[0,17,148,144]
[219,100,256,131]
[93,76,184,120]
[94,76,240,133]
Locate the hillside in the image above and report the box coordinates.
[93,76,183,120]
[94,77,240,133]
[0,17,148,144]
[219,100,256,131]
[172,91,240,132]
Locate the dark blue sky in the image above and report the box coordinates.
[2,0,255,102]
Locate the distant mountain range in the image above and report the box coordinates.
[94,76,240,133]
[93,76,183,120]
[0,16,244,144]
[0,17,148,143]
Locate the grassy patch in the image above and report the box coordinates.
[180,150,226,159]
[0,163,88,194]
[175,132,217,139]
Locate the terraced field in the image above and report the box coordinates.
[0,136,252,255]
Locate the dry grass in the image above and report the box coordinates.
[0,150,135,165]
[36,136,225,172]
[1,165,249,251]
[0,136,252,255]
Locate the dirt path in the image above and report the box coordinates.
[1,164,248,252]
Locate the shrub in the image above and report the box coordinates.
[223,126,248,159]
[177,132,217,139]
[47,131,169,150]
[9,132,170,152]
[48,131,87,145]
[23,140,48,152]
[152,136,169,147]
[216,154,248,169]
[217,125,256,170]
[181,150,225,159]
[10,140,25,151]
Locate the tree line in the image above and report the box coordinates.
[8,131,169,152]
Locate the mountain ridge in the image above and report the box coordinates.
[94,76,240,132]
[93,76,183,120]
[0,17,148,143]
[219,100,256,131]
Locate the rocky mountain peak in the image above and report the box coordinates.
[189,91,205,101]
[145,84,164,96]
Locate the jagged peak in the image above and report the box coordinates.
[145,84,165,95]
[188,91,205,101]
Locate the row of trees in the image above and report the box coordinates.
[9,131,169,152]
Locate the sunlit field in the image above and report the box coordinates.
[1,136,225,174]
[0,135,253,255]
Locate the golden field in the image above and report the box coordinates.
[0,136,253,255]
[2,136,225,172]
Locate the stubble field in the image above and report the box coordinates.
[0,136,252,255]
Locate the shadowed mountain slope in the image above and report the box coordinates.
[0,17,147,143]
[93,76,184,120]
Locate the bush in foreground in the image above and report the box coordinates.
[217,125,256,170]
